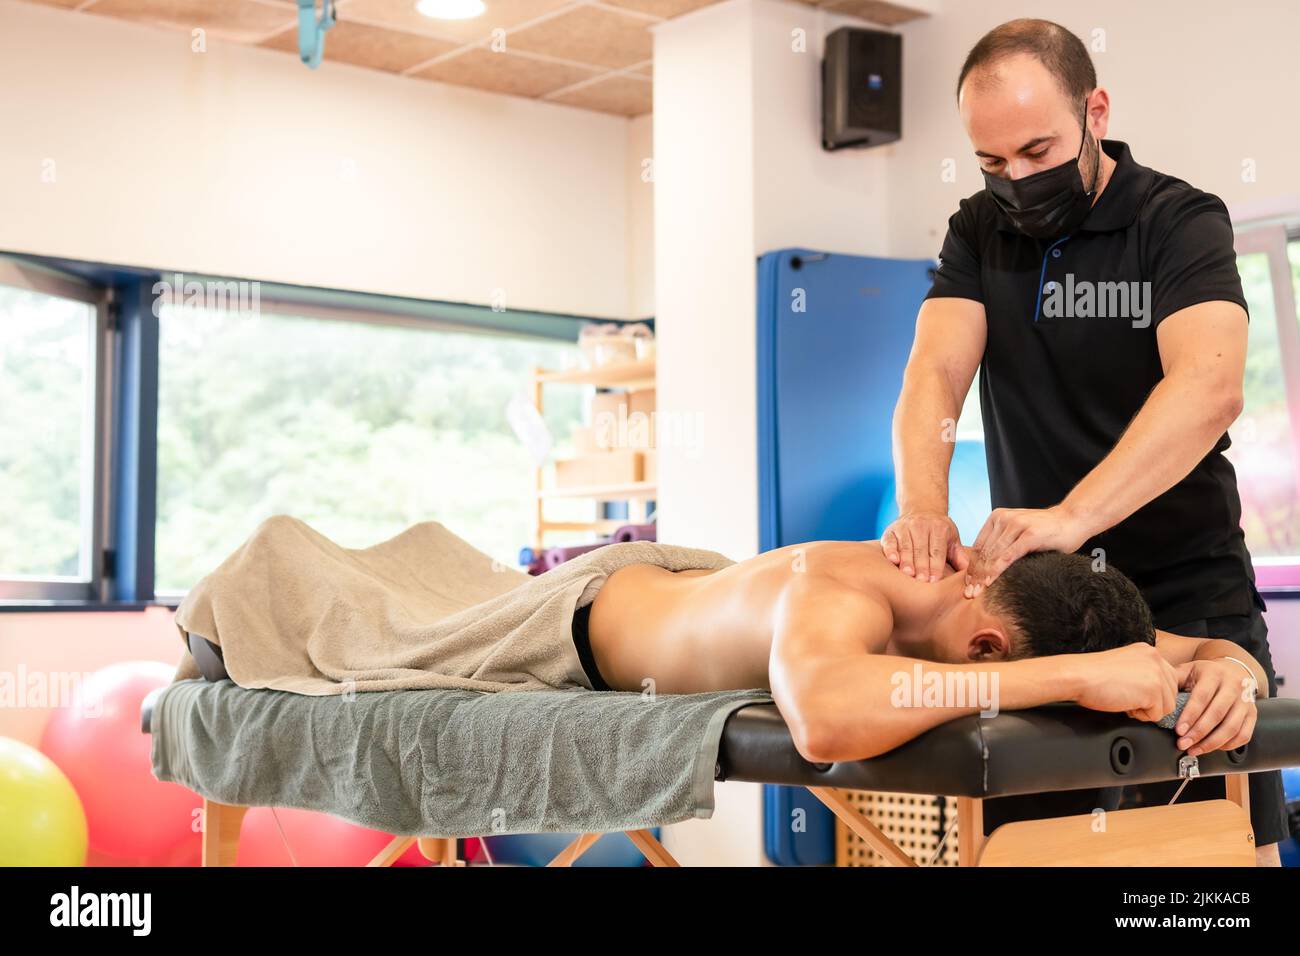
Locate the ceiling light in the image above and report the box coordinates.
[416,0,486,20]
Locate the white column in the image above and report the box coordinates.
[652,0,761,562]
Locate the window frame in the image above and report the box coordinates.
[0,259,112,604]
[1231,222,1300,589]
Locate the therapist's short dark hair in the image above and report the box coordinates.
[957,18,1097,107]
[986,551,1155,659]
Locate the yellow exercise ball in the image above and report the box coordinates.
[0,736,88,866]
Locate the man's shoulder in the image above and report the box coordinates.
[784,541,889,588]
[1134,164,1233,229]
[946,187,1002,238]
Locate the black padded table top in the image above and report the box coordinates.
[715,698,1300,797]
[142,688,1300,800]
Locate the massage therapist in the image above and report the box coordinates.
[879,18,1287,864]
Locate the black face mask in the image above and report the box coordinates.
[982,110,1100,240]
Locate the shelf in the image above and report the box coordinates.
[535,358,655,390]
[538,519,631,534]
[539,481,657,501]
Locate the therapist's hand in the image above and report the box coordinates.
[964,506,1090,597]
[881,512,969,583]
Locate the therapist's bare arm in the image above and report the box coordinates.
[1057,301,1247,540]
[967,300,1248,590]
[883,297,987,582]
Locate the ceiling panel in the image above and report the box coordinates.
[345,0,575,44]
[598,0,715,18]
[548,74,652,117]
[506,5,653,69]
[82,0,294,43]
[815,0,927,26]
[413,47,599,98]
[26,0,930,117]
[260,18,459,72]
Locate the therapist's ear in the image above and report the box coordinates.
[1085,86,1111,140]
[966,626,1011,662]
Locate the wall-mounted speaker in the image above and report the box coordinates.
[822,27,902,151]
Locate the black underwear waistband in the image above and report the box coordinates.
[571,603,613,692]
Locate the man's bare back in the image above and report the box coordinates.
[587,540,934,694]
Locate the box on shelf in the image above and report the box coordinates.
[629,387,656,418]
[589,388,657,451]
[589,391,623,424]
[553,450,643,489]
[570,424,601,456]
[642,449,657,484]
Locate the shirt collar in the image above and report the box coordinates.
[993,139,1155,235]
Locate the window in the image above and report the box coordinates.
[0,262,107,601]
[154,299,585,595]
[1230,224,1300,584]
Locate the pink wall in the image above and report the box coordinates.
[1260,595,1300,700]
[0,607,182,747]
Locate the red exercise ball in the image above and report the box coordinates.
[40,661,202,863]
[237,807,408,866]
[235,807,478,866]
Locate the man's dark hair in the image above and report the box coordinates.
[957,18,1096,105]
[985,551,1155,658]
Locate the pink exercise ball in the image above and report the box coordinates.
[40,660,201,863]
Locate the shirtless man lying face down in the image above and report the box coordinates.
[582,540,1268,764]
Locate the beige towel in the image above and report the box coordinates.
[172,515,735,695]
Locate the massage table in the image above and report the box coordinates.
[142,674,1300,867]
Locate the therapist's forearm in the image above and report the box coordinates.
[892,366,961,514]
[1058,370,1241,538]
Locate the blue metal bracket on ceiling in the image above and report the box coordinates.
[297,0,337,69]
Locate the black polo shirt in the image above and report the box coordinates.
[925,139,1258,628]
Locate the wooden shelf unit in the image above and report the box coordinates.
[531,357,656,553]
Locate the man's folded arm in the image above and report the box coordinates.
[768,579,1085,763]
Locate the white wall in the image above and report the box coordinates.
[653,1,762,562]
[626,114,655,320]
[889,0,1300,258]
[0,0,635,318]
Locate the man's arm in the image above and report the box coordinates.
[882,297,987,583]
[965,300,1248,592]
[768,578,1178,763]
[1154,629,1264,756]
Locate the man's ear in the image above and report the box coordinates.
[966,626,1011,661]
[1087,87,1111,140]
